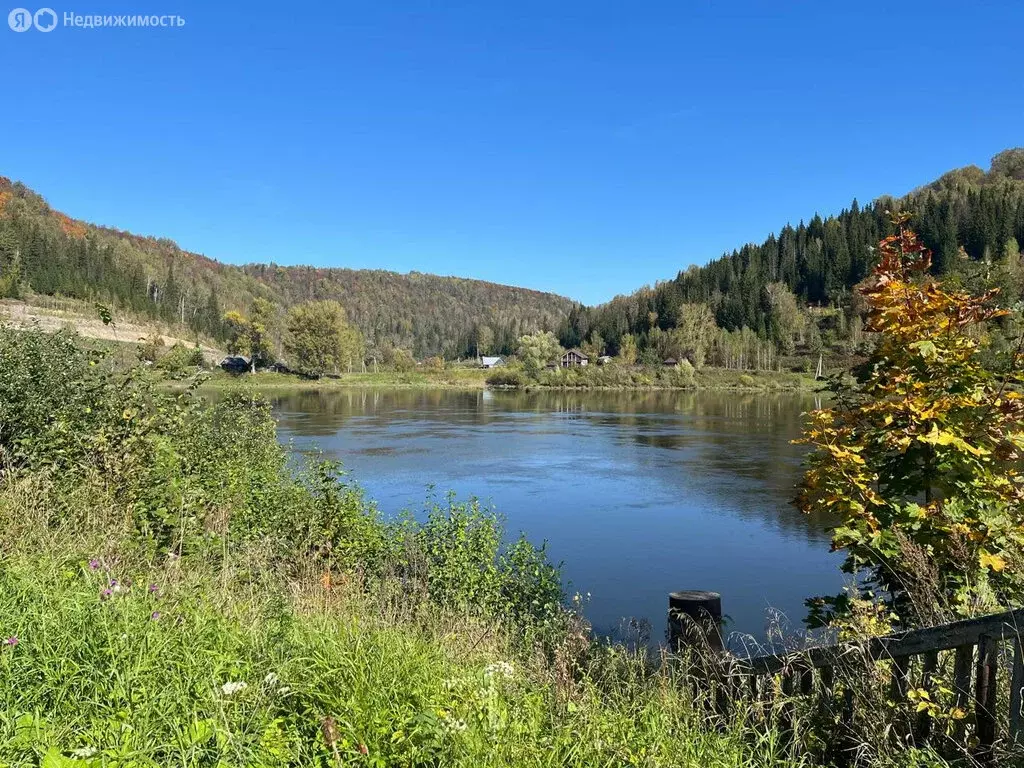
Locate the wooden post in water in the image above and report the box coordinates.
[668,590,724,652]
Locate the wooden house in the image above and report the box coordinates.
[560,349,589,368]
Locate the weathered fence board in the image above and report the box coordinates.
[670,595,1024,765]
[734,607,1024,676]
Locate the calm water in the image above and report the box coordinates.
[270,388,844,647]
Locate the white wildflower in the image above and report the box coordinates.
[483,661,515,681]
[71,747,98,758]
[440,712,468,734]
[263,672,280,687]
[220,680,248,696]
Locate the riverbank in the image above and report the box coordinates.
[179,366,821,395]
[190,368,492,391]
[0,325,804,767]
[0,326,962,767]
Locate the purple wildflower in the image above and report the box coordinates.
[148,583,159,594]
[4,636,18,646]
[150,611,161,621]
[109,579,118,587]
[88,559,100,570]
[100,588,112,600]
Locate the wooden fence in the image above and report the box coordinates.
[668,592,1024,766]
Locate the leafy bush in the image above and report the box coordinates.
[394,495,563,628]
[137,333,165,363]
[485,368,525,387]
[798,215,1024,626]
[156,343,205,374]
[738,374,756,387]
[0,327,114,470]
[656,361,695,388]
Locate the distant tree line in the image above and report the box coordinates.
[563,149,1024,364]
[0,177,571,359]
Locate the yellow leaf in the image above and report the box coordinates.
[980,552,1006,572]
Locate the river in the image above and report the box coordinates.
[270,387,844,649]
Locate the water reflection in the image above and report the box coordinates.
[265,387,845,643]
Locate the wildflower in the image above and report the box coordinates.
[3,636,18,647]
[148,583,159,594]
[358,743,369,755]
[264,672,280,687]
[109,579,123,594]
[100,589,112,600]
[150,611,161,621]
[71,747,97,758]
[483,661,515,681]
[443,717,468,734]
[220,681,248,696]
[88,559,100,570]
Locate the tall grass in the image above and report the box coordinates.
[0,474,812,768]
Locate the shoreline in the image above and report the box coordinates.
[170,368,824,394]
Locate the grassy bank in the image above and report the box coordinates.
[489,364,820,393]
[189,368,492,392]
[179,366,819,396]
[1,489,805,768]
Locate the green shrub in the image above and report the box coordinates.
[0,327,115,470]
[738,374,756,387]
[137,333,166,363]
[394,495,563,628]
[156,343,205,374]
[485,368,525,387]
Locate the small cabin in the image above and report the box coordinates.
[219,355,250,373]
[560,349,589,368]
[480,356,505,369]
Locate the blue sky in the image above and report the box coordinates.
[4,1,1023,304]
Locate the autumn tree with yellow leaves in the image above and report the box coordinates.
[798,213,1024,627]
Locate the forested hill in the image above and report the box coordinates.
[568,149,1024,359]
[0,178,575,357]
